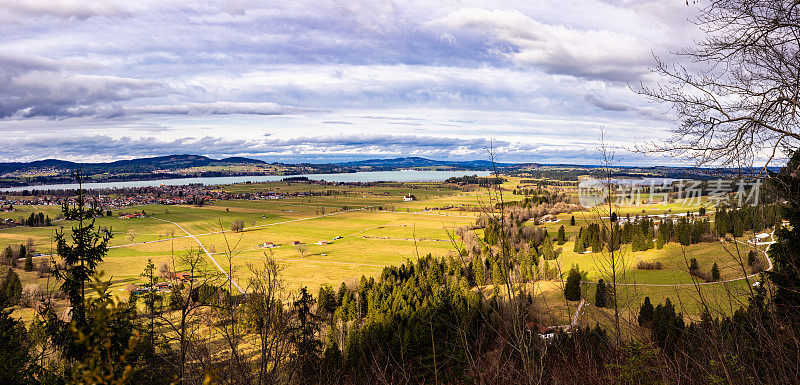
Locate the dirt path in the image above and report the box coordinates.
[152,217,246,295]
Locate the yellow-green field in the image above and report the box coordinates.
[1,177,769,326]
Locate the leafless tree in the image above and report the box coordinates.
[159,260,172,280]
[246,254,292,384]
[231,219,245,233]
[637,0,800,169]
[296,244,308,258]
[156,247,221,383]
[590,133,636,345]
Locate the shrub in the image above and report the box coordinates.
[747,250,757,266]
[750,258,765,273]
[36,260,49,278]
[690,269,712,282]
[637,261,663,270]
[20,284,43,308]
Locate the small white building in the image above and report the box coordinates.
[403,194,416,202]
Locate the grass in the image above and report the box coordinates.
[1,179,767,327]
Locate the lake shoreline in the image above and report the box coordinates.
[0,170,494,192]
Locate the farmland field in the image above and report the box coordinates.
[1,177,769,325]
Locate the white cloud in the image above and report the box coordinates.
[430,8,650,81]
[128,102,304,116]
[0,0,703,165]
[0,0,126,19]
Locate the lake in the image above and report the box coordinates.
[0,170,493,192]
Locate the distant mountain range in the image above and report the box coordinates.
[0,154,777,188]
[334,156,509,169]
[0,155,502,187]
[0,154,266,175]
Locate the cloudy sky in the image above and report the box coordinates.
[0,0,704,165]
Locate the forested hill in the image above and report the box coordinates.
[0,154,768,188]
[334,156,509,169]
[0,155,266,175]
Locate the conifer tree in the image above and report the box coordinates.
[564,265,582,301]
[643,229,655,250]
[24,252,33,271]
[1,246,11,266]
[53,171,111,326]
[570,215,576,226]
[573,237,586,253]
[290,287,322,382]
[594,279,607,308]
[715,207,729,235]
[491,259,505,285]
[638,296,654,327]
[689,258,699,272]
[656,228,666,249]
[557,225,567,245]
[733,217,745,238]
[0,269,22,307]
[542,237,555,260]
[767,151,800,316]
[711,262,720,281]
[472,257,485,286]
[650,298,685,354]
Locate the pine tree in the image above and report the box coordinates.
[11,245,28,267]
[491,259,505,285]
[715,207,729,235]
[169,286,182,311]
[564,265,582,301]
[689,258,699,272]
[557,225,567,245]
[711,262,720,281]
[290,287,322,382]
[767,152,800,316]
[594,279,607,308]
[643,228,655,250]
[53,171,112,326]
[472,257,485,286]
[0,269,22,307]
[733,217,745,238]
[650,298,685,354]
[570,215,576,226]
[573,237,586,253]
[0,306,32,383]
[656,228,666,249]
[1,246,11,266]
[23,252,33,272]
[542,237,555,260]
[638,296,654,326]
[631,227,642,252]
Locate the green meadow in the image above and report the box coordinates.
[1,178,766,324]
